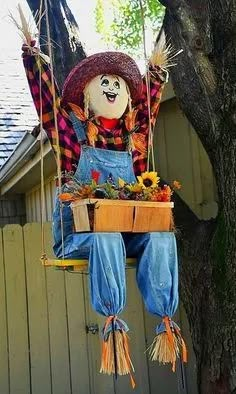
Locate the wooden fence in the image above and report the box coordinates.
[0,223,197,394]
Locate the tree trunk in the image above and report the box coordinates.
[26,0,86,89]
[158,1,236,392]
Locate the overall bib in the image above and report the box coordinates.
[53,114,136,317]
[52,113,179,323]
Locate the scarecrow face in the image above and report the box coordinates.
[85,74,129,119]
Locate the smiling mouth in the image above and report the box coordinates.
[103,91,118,103]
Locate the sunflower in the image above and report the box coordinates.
[118,177,126,188]
[137,171,160,188]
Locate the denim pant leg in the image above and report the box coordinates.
[124,232,179,317]
[89,233,127,316]
[54,230,127,317]
[54,232,95,259]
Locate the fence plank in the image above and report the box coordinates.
[0,228,9,394]
[83,275,115,394]
[45,182,52,221]
[44,223,72,394]
[3,225,30,394]
[114,268,150,394]
[179,305,198,394]
[24,223,52,394]
[65,272,90,394]
[35,189,41,222]
[144,307,187,394]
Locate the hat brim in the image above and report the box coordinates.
[61,51,142,108]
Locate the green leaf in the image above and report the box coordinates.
[95,0,164,56]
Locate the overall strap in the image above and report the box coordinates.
[69,111,87,143]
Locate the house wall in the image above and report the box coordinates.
[154,98,218,219]
[0,194,26,227]
[26,176,56,222]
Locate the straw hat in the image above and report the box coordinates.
[61,51,142,107]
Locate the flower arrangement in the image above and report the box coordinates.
[59,170,181,203]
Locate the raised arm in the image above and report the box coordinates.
[136,65,166,132]
[135,31,177,133]
[130,36,172,175]
[22,44,80,174]
[23,47,61,131]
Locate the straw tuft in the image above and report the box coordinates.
[100,331,134,376]
[9,3,43,44]
[150,31,183,72]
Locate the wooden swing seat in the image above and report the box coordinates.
[42,257,137,272]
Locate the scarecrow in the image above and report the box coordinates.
[20,8,186,385]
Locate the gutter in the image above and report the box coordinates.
[0,132,38,186]
[0,130,52,195]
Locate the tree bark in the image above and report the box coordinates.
[160,1,236,392]
[26,0,86,89]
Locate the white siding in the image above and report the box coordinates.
[26,176,56,222]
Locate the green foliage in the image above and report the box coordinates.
[95,0,105,35]
[95,0,111,44]
[95,0,164,56]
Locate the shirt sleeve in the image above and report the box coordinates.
[136,66,166,132]
[23,54,80,173]
[131,66,166,176]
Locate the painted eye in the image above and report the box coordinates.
[113,81,120,89]
[101,79,109,87]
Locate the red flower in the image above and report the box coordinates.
[91,170,100,183]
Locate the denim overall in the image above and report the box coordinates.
[52,113,179,322]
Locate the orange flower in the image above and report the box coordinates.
[150,185,172,202]
[58,193,74,201]
[78,185,94,199]
[172,180,181,190]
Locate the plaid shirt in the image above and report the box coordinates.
[23,54,165,178]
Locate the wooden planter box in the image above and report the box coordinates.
[71,199,174,233]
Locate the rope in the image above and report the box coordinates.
[44,0,65,258]
[138,0,155,172]
[38,0,46,260]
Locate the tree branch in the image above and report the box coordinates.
[158,0,183,8]
[161,9,221,157]
[26,0,86,89]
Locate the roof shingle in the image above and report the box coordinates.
[0,53,37,167]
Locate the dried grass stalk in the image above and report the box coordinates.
[9,3,44,45]
[149,332,180,368]
[9,4,34,45]
[100,331,134,376]
[150,31,183,71]
[9,3,49,62]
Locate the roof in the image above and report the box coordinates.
[0,52,37,168]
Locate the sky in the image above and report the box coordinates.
[0,0,111,120]
[0,0,110,55]
[0,0,109,145]
[0,0,151,106]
